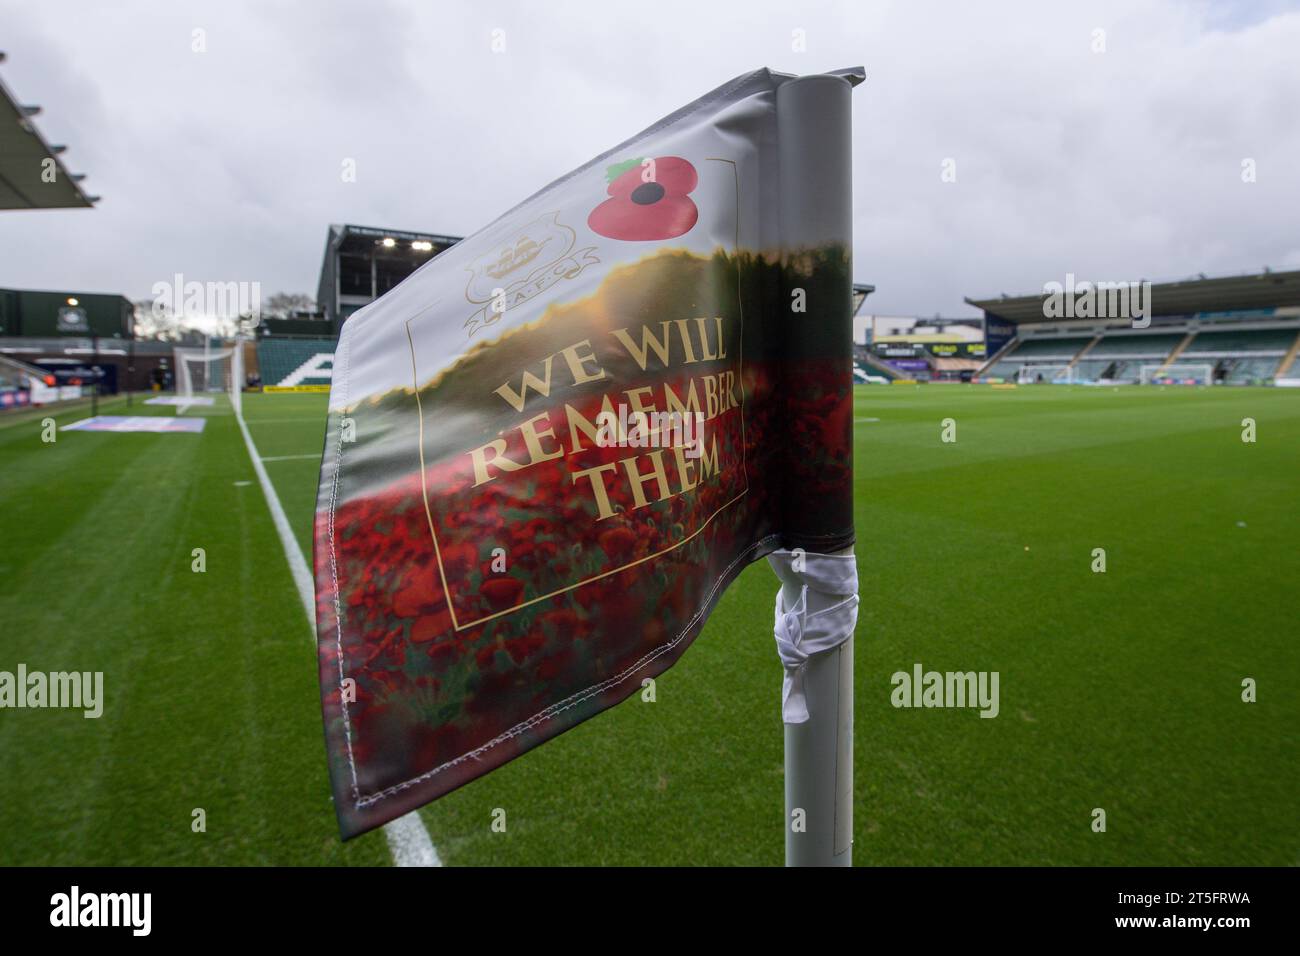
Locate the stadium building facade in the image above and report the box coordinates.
[853,315,984,383]
[0,288,131,338]
[0,288,178,401]
[247,224,464,390]
[313,224,461,333]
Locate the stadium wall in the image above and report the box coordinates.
[0,337,175,395]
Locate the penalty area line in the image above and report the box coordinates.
[234,406,442,868]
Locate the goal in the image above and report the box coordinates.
[1139,363,1213,386]
[173,341,244,415]
[1016,364,1077,384]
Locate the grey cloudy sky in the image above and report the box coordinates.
[1,0,1298,318]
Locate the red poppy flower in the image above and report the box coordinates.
[410,608,452,644]
[588,156,698,241]
[539,608,583,639]
[480,574,524,609]
[392,569,441,618]
[439,541,477,581]
[598,525,638,563]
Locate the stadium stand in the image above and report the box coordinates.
[1064,331,1179,383]
[1088,332,1185,356]
[1182,328,1296,353]
[932,356,984,379]
[852,346,896,381]
[981,359,1019,379]
[1277,336,1300,380]
[255,337,336,390]
[1219,359,1279,384]
[982,336,1091,380]
[1005,336,1092,358]
[1179,328,1297,384]
[967,270,1300,385]
[1069,359,1110,382]
[0,354,40,407]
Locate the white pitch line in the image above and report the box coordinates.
[234,406,441,867]
[381,810,441,867]
[260,453,322,462]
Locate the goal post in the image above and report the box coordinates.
[173,343,240,412]
[1140,363,1213,386]
[1016,363,1077,384]
[230,338,243,418]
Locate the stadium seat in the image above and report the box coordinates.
[256,338,337,389]
[1005,336,1091,358]
[1183,328,1295,354]
[1088,332,1184,357]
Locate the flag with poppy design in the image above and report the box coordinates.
[315,67,863,838]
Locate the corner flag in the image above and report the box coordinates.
[314,67,862,843]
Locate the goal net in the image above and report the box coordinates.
[1016,364,1076,384]
[1139,363,1213,386]
[174,342,244,416]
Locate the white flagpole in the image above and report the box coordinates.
[230,334,243,418]
[773,71,859,867]
[779,553,855,867]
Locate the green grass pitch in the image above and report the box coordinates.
[0,384,1295,865]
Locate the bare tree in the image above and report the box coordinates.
[261,292,316,318]
[132,299,183,341]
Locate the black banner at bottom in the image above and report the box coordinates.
[0,866,1289,941]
